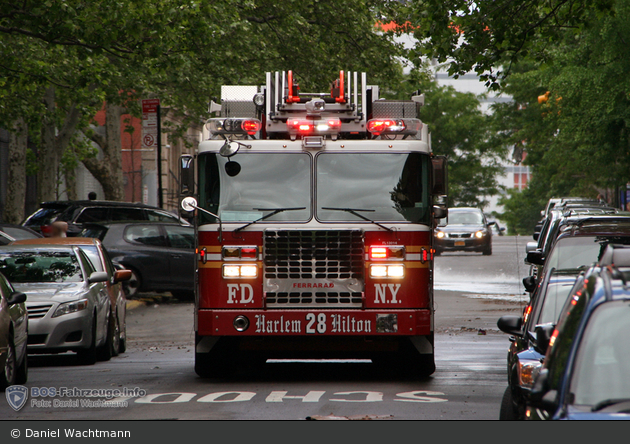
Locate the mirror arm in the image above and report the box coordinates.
[194,206,223,243]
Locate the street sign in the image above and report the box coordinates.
[141,99,160,149]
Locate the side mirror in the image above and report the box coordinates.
[525,242,539,253]
[500,227,506,233]
[526,250,544,266]
[7,291,26,305]
[523,276,537,293]
[497,315,523,336]
[431,156,448,196]
[88,271,109,284]
[179,154,195,196]
[534,324,555,355]
[529,369,558,412]
[433,205,447,219]
[114,269,132,283]
[533,232,540,241]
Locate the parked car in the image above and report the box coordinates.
[498,268,579,419]
[22,200,188,237]
[0,272,28,389]
[0,245,112,365]
[434,207,493,255]
[80,222,195,299]
[11,238,130,356]
[526,245,630,420]
[0,224,43,246]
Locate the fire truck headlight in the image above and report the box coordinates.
[370,265,388,278]
[223,265,241,278]
[387,265,405,277]
[233,315,250,332]
[436,231,445,239]
[240,265,258,278]
[475,231,484,239]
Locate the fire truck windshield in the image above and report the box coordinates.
[198,153,312,223]
[317,153,430,224]
[198,151,430,225]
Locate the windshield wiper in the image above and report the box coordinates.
[322,207,393,232]
[234,207,306,232]
[591,398,630,412]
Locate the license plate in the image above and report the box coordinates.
[454,241,465,246]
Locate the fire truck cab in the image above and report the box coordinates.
[180,70,447,378]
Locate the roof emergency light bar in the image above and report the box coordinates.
[367,118,422,137]
[206,118,261,136]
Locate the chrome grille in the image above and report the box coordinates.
[448,233,472,239]
[265,291,363,305]
[264,230,364,280]
[28,304,53,319]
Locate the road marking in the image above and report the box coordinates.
[394,391,448,403]
[198,392,256,403]
[265,391,325,403]
[329,391,383,402]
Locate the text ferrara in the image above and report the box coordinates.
[25,428,130,438]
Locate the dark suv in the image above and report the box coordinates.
[23,201,187,236]
[433,207,493,255]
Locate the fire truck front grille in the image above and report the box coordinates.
[264,230,364,280]
[265,292,363,305]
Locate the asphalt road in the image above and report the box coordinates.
[2,236,531,420]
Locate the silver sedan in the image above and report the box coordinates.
[0,245,111,365]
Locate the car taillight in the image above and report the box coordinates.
[40,225,53,237]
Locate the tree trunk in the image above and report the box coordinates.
[81,102,125,201]
[4,118,28,224]
[38,87,58,203]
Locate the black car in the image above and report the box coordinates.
[80,222,195,299]
[527,245,630,420]
[0,224,43,246]
[23,200,188,237]
[434,207,492,255]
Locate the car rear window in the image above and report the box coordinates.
[124,225,165,247]
[111,208,146,221]
[0,251,83,283]
[76,207,111,223]
[23,207,70,226]
[146,210,180,223]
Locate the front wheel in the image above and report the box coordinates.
[499,386,518,420]
[0,336,17,390]
[15,346,28,385]
[482,245,492,256]
[77,316,97,365]
[125,268,142,298]
[96,311,114,361]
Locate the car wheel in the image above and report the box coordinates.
[111,313,121,357]
[76,315,97,365]
[118,314,127,354]
[96,311,114,362]
[499,386,518,420]
[15,346,28,385]
[482,245,492,256]
[0,335,17,390]
[125,267,142,298]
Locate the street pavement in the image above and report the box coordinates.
[1,236,531,420]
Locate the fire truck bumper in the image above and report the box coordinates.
[198,309,431,337]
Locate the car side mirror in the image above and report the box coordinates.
[497,315,523,336]
[534,324,555,355]
[525,242,539,253]
[523,276,537,293]
[533,232,540,241]
[88,271,109,284]
[433,205,447,219]
[526,250,544,266]
[7,291,26,305]
[529,369,558,412]
[114,269,132,283]
[500,227,506,233]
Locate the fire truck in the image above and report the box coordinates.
[179,70,448,378]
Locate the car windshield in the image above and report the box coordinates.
[546,235,630,271]
[77,245,104,272]
[199,153,311,223]
[316,153,429,223]
[0,251,83,283]
[536,280,575,326]
[569,301,630,408]
[445,211,483,225]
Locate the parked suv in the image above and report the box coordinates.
[527,245,630,420]
[23,201,188,237]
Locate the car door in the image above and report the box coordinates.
[0,275,27,362]
[163,225,196,290]
[122,224,170,289]
[77,249,109,345]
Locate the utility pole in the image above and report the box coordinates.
[157,104,163,208]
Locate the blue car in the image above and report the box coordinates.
[526,244,630,420]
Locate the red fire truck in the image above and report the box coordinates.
[179,70,447,378]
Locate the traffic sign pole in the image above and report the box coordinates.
[157,104,163,208]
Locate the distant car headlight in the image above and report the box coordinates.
[436,231,445,239]
[517,360,543,389]
[475,231,484,239]
[52,298,89,318]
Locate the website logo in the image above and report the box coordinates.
[6,385,28,411]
